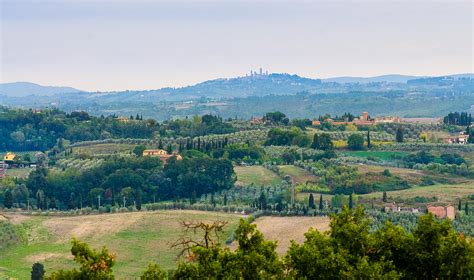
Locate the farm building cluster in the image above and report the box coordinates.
[384,202,456,220]
[142,149,182,164]
[310,111,438,126]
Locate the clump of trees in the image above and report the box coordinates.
[0,106,237,151]
[443,112,472,126]
[265,127,310,147]
[2,155,235,210]
[347,133,365,150]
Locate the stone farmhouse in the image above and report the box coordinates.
[427,204,455,220]
[443,132,469,144]
[142,149,182,164]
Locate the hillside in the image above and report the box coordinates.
[0,82,82,97]
[0,210,245,279]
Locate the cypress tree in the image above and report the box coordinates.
[223,194,228,206]
[458,199,462,211]
[367,131,371,148]
[308,193,315,209]
[349,193,353,209]
[383,191,387,203]
[31,262,45,280]
[135,188,142,211]
[319,194,324,211]
[4,190,13,208]
[465,202,469,215]
[396,127,404,143]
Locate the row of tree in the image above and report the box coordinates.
[443,112,472,126]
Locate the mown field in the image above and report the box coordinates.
[0,210,244,279]
[3,167,33,179]
[228,215,330,255]
[234,166,282,186]
[251,216,330,255]
[277,165,318,184]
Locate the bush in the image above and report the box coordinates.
[347,134,365,150]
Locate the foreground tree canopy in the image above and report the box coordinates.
[42,207,474,279]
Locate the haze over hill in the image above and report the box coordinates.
[1,73,471,97]
[1,72,472,120]
[0,82,83,97]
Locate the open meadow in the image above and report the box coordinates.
[0,210,245,279]
[234,166,282,186]
[277,165,318,184]
[361,182,474,204]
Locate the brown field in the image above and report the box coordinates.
[231,216,330,255]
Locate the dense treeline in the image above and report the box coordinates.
[0,106,236,151]
[41,208,474,279]
[443,111,472,126]
[2,155,234,210]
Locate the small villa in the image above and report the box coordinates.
[443,134,469,144]
[3,152,16,164]
[142,149,182,164]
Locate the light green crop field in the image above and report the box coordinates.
[343,151,409,161]
[72,143,137,155]
[361,182,474,203]
[234,166,282,186]
[0,210,244,279]
[277,165,318,184]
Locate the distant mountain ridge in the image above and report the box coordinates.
[322,74,421,84]
[0,73,471,98]
[322,73,474,84]
[0,82,82,97]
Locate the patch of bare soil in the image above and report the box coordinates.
[1,213,32,224]
[25,252,71,263]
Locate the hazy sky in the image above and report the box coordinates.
[1,0,473,91]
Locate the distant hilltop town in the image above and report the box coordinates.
[247,68,269,77]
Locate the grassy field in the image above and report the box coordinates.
[72,143,136,155]
[361,182,474,203]
[0,210,244,279]
[277,165,318,184]
[354,164,470,185]
[234,166,282,186]
[343,151,409,161]
[4,167,33,179]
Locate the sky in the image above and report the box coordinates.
[1,0,473,91]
